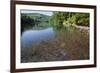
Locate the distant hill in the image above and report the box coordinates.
[21,13,50,22]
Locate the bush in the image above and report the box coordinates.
[74,13,89,26]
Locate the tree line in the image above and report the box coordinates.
[21,12,90,33]
[50,12,90,29]
[21,14,43,33]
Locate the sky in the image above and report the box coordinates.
[21,10,53,16]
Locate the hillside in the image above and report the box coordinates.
[21,13,50,22]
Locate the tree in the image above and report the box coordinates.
[50,12,90,30]
[21,14,35,33]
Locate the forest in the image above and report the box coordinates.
[21,11,89,32]
[50,12,89,29]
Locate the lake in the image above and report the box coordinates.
[21,27,55,48]
[21,26,89,62]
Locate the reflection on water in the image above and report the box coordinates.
[21,27,55,48]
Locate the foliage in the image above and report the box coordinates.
[50,12,90,29]
[21,11,90,32]
[50,12,70,29]
[73,13,89,26]
[21,14,35,33]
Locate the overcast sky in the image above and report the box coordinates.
[21,10,53,16]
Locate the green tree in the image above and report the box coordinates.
[50,12,89,30]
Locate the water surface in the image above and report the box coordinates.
[21,27,55,48]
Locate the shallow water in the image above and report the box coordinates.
[21,26,89,62]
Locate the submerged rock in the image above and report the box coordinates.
[21,47,69,63]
